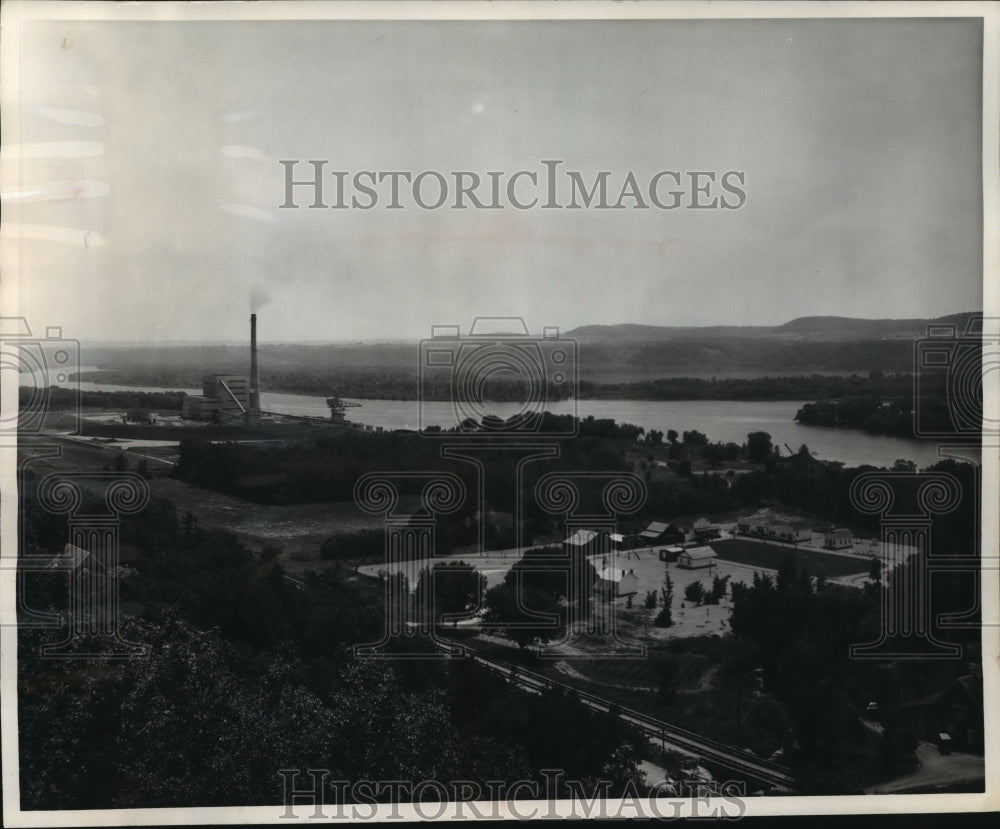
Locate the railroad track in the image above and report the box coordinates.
[435,638,795,790]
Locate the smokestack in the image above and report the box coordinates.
[250,313,261,413]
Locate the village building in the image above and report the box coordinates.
[691,517,723,544]
[678,546,718,569]
[899,666,984,754]
[638,521,685,548]
[773,522,812,544]
[595,567,640,598]
[737,508,775,537]
[659,545,685,563]
[563,528,605,557]
[811,525,833,546]
[929,670,984,753]
[738,509,812,544]
[823,528,853,550]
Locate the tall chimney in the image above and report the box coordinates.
[250,313,261,413]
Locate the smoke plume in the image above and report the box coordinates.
[249,286,272,313]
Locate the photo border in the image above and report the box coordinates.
[1,0,997,823]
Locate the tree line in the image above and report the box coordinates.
[26,385,186,412]
[68,368,922,404]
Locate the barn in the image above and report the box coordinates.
[639,521,685,547]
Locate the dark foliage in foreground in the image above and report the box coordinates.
[17,498,643,809]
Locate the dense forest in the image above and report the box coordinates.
[727,555,979,793]
[17,477,645,809]
[25,386,186,412]
[582,372,913,401]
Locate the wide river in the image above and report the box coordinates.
[62,374,968,470]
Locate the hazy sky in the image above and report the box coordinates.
[3,13,985,343]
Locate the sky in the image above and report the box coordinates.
[2,11,986,344]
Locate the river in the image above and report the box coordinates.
[59,372,964,470]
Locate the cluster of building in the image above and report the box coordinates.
[558,506,861,598]
[736,508,853,550]
[560,521,722,601]
[629,518,723,549]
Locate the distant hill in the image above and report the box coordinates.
[79,312,982,388]
[562,312,981,381]
[773,312,978,339]
[567,312,980,343]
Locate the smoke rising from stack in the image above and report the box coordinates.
[249,286,272,313]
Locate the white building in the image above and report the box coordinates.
[737,508,774,537]
[596,567,640,597]
[678,546,718,569]
[824,528,853,550]
[563,528,602,556]
[773,522,811,544]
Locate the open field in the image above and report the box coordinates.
[19,435,389,573]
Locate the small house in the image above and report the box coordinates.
[691,518,722,544]
[563,528,604,557]
[609,532,637,552]
[823,528,853,550]
[900,668,984,754]
[678,546,717,569]
[595,567,640,597]
[737,509,775,537]
[930,671,984,753]
[659,545,685,563]
[773,522,811,544]
[811,525,834,546]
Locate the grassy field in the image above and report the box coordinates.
[711,538,870,578]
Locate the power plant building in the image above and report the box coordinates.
[181,314,264,421]
[182,374,251,420]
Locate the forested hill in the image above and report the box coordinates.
[563,312,979,381]
[567,312,979,342]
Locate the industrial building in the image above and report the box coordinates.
[181,313,264,422]
[179,311,359,428]
[182,374,251,420]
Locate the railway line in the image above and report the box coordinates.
[435,638,796,791]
